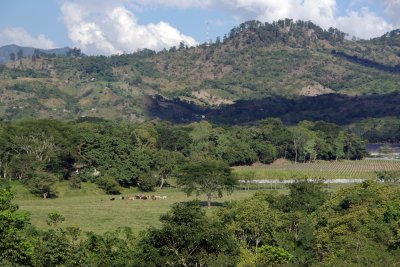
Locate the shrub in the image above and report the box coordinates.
[137,173,158,192]
[96,176,121,195]
[26,170,58,199]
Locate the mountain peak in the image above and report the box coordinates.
[222,19,346,49]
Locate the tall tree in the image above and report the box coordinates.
[177,158,237,208]
[155,149,185,189]
[290,126,311,164]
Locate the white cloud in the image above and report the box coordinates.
[61,1,197,55]
[137,0,396,39]
[0,27,55,48]
[59,0,398,54]
[220,0,338,30]
[336,7,393,39]
[136,0,215,9]
[380,0,400,27]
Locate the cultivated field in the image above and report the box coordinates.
[233,159,400,180]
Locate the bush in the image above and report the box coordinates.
[96,176,121,195]
[68,175,81,189]
[137,173,158,192]
[26,170,58,199]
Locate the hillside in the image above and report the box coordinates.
[0,44,73,64]
[0,19,400,123]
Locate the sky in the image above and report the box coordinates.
[0,0,399,55]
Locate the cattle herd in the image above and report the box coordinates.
[110,195,167,201]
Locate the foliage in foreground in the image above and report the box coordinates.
[2,180,400,266]
[135,201,240,266]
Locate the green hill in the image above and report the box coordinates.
[1,19,399,123]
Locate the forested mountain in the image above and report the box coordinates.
[1,19,400,126]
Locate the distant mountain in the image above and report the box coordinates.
[0,44,72,64]
[0,19,400,124]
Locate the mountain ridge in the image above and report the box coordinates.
[0,44,72,64]
[0,19,399,124]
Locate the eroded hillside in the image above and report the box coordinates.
[1,19,400,122]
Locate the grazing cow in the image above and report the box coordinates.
[141,196,148,200]
[110,198,115,201]
[128,196,135,200]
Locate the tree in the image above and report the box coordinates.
[334,132,345,161]
[156,124,192,156]
[286,180,328,213]
[96,176,121,194]
[344,131,367,160]
[290,126,311,163]
[26,170,58,199]
[67,47,82,57]
[313,181,398,265]
[0,128,12,180]
[137,172,158,192]
[0,186,33,265]
[155,150,185,189]
[252,142,277,164]
[46,212,65,227]
[256,245,293,266]
[17,49,23,60]
[219,196,277,251]
[179,41,186,50]
[177,158,237,208]
[135,201,240,266]
[9,52,16,61]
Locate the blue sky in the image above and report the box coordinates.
[0,0,399,55]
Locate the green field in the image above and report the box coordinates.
[233,159,400,180]
[12,159,400,234]
[13,182,263,234]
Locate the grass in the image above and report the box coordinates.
[233,159,400,180]
[14,159,399,234]
[13,181,264,234]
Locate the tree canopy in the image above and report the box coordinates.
[177,158,237,208]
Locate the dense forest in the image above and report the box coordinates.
[0,118,367,197]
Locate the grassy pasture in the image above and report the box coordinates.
[233,159,400,180]
[13,159,400,234]
[13,182,263,234]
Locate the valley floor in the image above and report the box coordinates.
[13,159,400,234]
[13,182,261,234]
